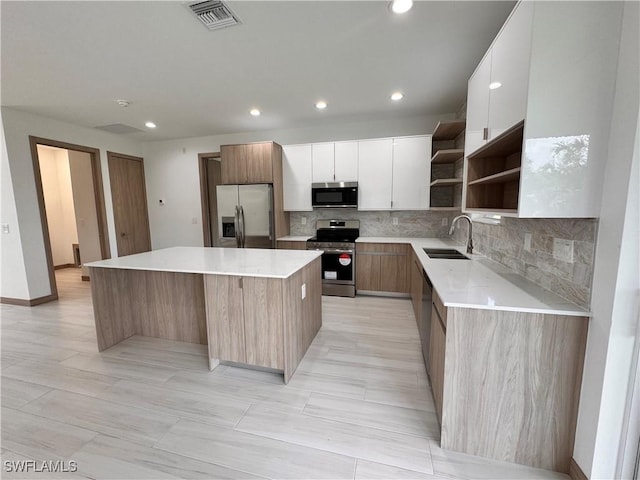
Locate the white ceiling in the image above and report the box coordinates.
[1,1,515,141]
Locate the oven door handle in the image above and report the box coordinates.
[321,249,354,254]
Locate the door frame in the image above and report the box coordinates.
[106,151,151,256]
[198,152,221,247]
[29,136,111,303]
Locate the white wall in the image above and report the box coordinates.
[143,112,452,249]
[573,2,640,478]
[38,146,79,266]
[68,150,102,277]
[0,107,143,300]
[0,116,29,300]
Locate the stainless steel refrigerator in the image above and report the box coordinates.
[215,184,274,248]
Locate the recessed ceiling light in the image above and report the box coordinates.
[145,121,157,129]
[116,99,130,107]
[391,92,404,101]
[390,0,413,14]
[489,81,503,90]
[250,108,261,116]
[315,101,328,110]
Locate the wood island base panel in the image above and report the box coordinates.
[88,247,323,384]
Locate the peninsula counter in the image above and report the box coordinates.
[87,247,322,383]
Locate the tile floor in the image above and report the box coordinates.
[1,268,569,479]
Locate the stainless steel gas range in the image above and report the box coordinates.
[306,220,359,297]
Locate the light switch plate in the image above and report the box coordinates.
[301,283,306,299]
[1,224,9,234]
[392,217,399,225]
[524,232,532,252]
[301,217,307,225]
[441,218,448,226]
[553,238,574,263]
[191,217,198,224]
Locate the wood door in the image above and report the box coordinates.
[355,253,380,291]
[206,158,222,246]
[204,275,245,363]
[379,252,409,293]
[242,277,284,369]
[221,144,248,184]
[245,143,273,183]
[107,152,151,256]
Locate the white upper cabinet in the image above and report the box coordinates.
[357,139,393,210]
[487,1,533,140]
[463,1,623,218]
[311,143,335,183]
[282,144,312,211]
[465,55,491,156]
[465,1,533,156]
[391,136,431,210]
[334,141,358,181]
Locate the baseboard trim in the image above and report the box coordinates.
[1,294,58,306]
[81,275,90,282]
[54,263,76,270]
[569,458,588,480]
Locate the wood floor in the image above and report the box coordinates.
[1,267,569,479]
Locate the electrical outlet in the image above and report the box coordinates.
[442,218,448,226]
[191,217,198,225]
[553,238,574,263]
[1,224,9,234]
[301,283,306,299]
[301,216,307,225]
[392,217,399,225]
[524,232,532,252]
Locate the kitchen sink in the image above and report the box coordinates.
[423,248,469,260]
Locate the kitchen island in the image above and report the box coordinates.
[87,247,322,383]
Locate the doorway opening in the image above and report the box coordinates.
[198,152,222,247]
[29,136,110,302]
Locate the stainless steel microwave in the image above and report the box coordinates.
[311,182,358,208]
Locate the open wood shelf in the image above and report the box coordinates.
[432,120,466,141]
[465,120,524,212]
[431,149,464,164]
[467,167,520,186]
[430,178,463,187]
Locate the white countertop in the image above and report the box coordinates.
[357,237,589,317]
[277,236,312,241]
[86,246,322,279]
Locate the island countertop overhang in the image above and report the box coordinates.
[86,246,323,279]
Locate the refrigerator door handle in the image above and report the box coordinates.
[239,205,246,248]
[234,205,241,248]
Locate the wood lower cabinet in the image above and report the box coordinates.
[429,300,446,423]
[356,243,409,294]
[205,275,283,370]
[440,307,588,473]
[410,250,423,323]
[203,257,322,383]
[276,240,306,250]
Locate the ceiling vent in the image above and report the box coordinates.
[187,1,241,31]
[94,124,143,135]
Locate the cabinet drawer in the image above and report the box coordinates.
[433,289,447,327]
[356,243,408,255]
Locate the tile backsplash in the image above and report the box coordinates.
[290,210,461,238]
[453,217,597,309]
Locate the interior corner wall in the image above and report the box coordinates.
[143,112,454,249]
[68,150,102,277]
[0,114,29,299]
[573,2,640,477]
[0,107,143,301]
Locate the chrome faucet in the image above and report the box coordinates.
[449,215,474,254]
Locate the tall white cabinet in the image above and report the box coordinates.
[391,136,431,210]
[463,1,623,218]
[282,144,312,211]
[357,139,394,210]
